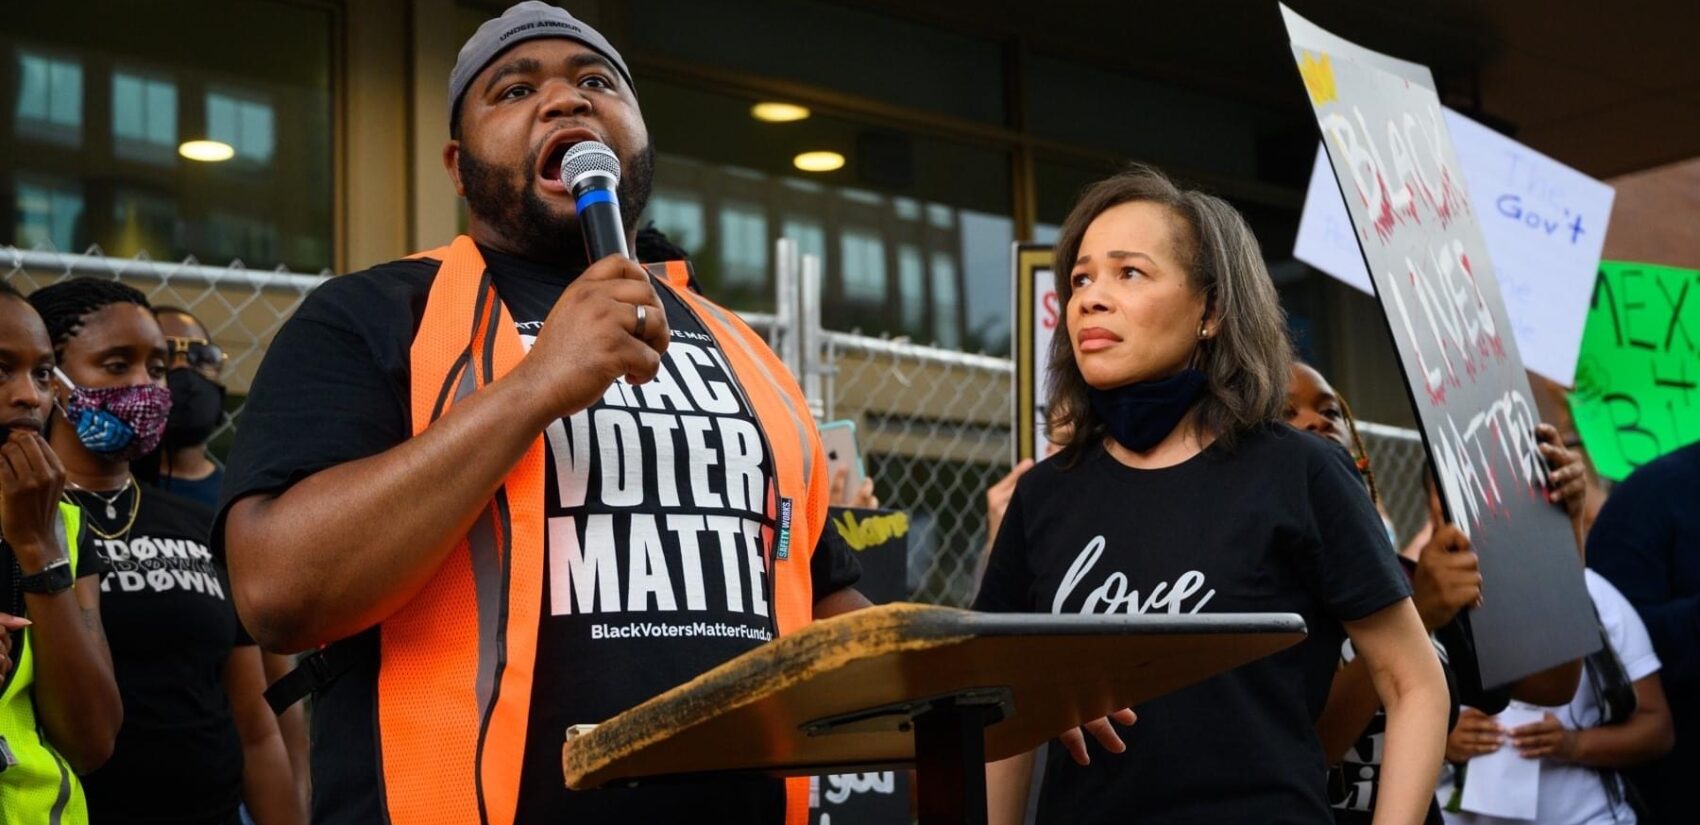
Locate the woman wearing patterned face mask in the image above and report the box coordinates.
[29,278,303,825]
[976,166,1448,825]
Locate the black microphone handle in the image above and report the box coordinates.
[580,197,630,261]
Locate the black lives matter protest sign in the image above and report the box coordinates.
[1281,5,1599,688]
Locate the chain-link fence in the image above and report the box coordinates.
[2,245,328,458]
[1358,422,1432,552]
[3,245,1432,607]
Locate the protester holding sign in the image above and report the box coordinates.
[1280,4,1600,694]
[1288,361,1600,824]
[977,165,1446,825]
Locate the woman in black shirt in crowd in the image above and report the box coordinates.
[977,166,1448,825]
[1287,361,1592,824]
[29,278,303,825]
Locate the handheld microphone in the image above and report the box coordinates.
[559,141,629,261]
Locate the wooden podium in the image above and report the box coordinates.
[563,603,1305,824]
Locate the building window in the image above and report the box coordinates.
[898,244,925,331]
[2,3,334,271]
[15,178,84,252]
[110,190,177,259]
[202,212,280,265]
[207,90,276,165]
[637,75,1012,348]
[927,203,954,230]
[781,217,827,271]
[14,49,82,145]
[648,189,705,254]
[719,202,768,287]
[841,228,886,302]
[931,252,959,349]
[112,70,178,163]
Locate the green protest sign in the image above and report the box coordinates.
[1570,261,1700,481]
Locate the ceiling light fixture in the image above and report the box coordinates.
[179,140,235,162]
[752,102,811,122]
[793,151,845,172]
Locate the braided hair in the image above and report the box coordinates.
[1336,390,1382,508]
[26,277,151,358]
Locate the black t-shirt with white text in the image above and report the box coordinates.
[217,247,858,824]
[78,486,252,825]
[974,424,1411,825]
[498,252,784,821]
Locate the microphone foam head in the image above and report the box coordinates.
[560,140,621,189]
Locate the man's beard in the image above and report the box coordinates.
[459,138,656,267]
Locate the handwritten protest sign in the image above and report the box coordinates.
[1013,244,1059,462]
[1571,262,1700,481]
[1295,112,1615,385]
[810,506,912,825]
[1281,5,1599,688]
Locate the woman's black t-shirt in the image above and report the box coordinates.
[974,423,1411,825]
[78,485,252,825]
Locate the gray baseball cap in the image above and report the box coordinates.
[448,2,634,132]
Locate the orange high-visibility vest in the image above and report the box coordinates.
[383,235,827,825]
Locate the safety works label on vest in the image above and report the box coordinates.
[520,325,777,644]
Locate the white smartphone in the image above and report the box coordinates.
[818,419,864,499]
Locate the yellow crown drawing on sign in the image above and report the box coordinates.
[1299,51,1337,105]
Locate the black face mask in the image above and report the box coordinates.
[1085,303,1215,454]
[1087,368,1209,453]
[163,368,226,450]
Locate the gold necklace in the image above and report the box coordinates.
[65,478,141,541]
[66,477,134,520]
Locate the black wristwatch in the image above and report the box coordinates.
[18,558,74,595]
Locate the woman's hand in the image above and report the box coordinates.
[0,429,68,570]
[1411,523,1481,631]
[0,613,30,680]
[1445,707,1503,763]
[1511,712,1579,761]
[1536,423,1586,520]
[1056,708,1139,765]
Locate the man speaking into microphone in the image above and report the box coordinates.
[216,4,871,824]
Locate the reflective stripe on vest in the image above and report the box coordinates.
[385,237,825,825]
[0,503,91,825]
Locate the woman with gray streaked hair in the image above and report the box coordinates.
[975,165,1448,825]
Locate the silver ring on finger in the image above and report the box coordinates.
[633,304,648,339]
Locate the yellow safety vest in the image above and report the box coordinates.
[0,503,90,825]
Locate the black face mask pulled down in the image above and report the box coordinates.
[1087,368,1208,453]
[163,368,226,450]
